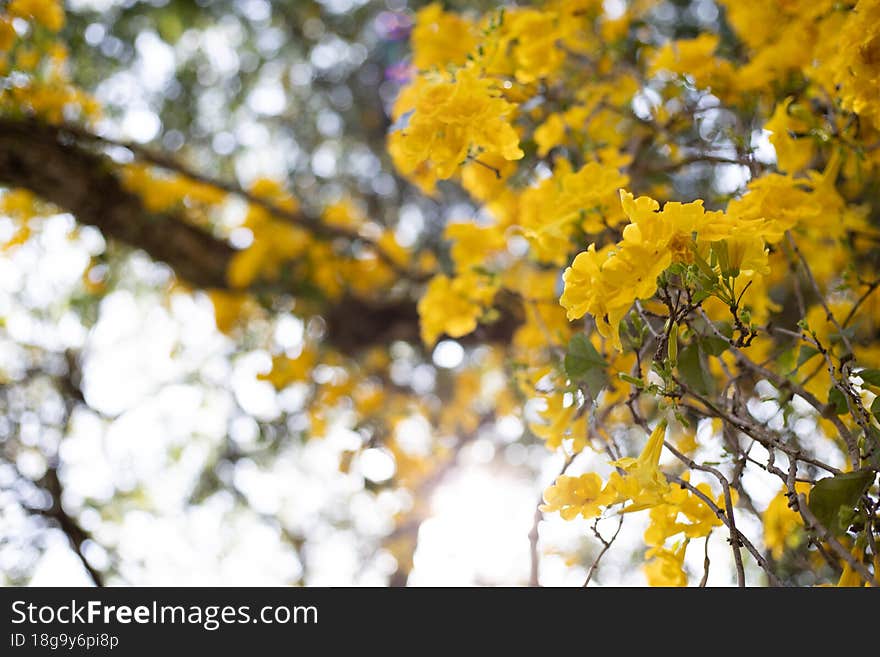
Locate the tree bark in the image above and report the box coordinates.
[0,118,521,350]
[0,118,233,289]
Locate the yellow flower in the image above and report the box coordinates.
[226,180,307,288]
[258,351,317,389]
[650,34,735,98]
[836,547,869,587]
[528,391,586,451]
[606,419,672,513]
[8,0,65,32]
[765,98,815,173]
[417,272,497,346]
[460,152,517,202]
[505,9,568,84]
[832,0,880,129]
[561,187,777,349]
[519,159,628,265]
[534,113,566,157]
[411,3,477,70]
[644,480,725,547]
[763,484,809,560]
[540,473,610,520]
[714,233,770,277]
[207,289,252,335]
[644,543,688,587]
[444,221,506,271]
[560,243,632,348]
[0,17,17,51]
[390,65,523,182]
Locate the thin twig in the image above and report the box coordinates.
[785,231,853,356]
[669,475,785,586]
[699,533,711,587]
[786,461,878,586]
[530,453,576,587]
[583,515,624,587]
[663,439,745,586]
[842,278,880,329]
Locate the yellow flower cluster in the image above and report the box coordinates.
[528,389,587,452]
[650,34,736,98]
[223,182,419,300]
[541,422,670,518]
[764,99,816,174]
[533,79,638,158]
[1,2,99,123]
[518,159,628,265]
[389,64,523,188]
[417,272,498,346]
[393,0,880,587]
[762,484,810,560]
[227,179,306,289]
[541,421,724,530]
[0,188,42,251]
[542,419,730,586]
[7,0,64,33]
[409,3,478,70]
[658,1,880,135]
[121,164,227,217]
[831,0,880,129]
[560,190,771,349]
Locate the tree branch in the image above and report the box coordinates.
[0,118,234,289]
[0,119,522,352]
[36,466,105,587]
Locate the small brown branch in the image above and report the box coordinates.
[792,495,878,586]
[669,475,785,586]
[529,453,575,587]
[37,467,105,587]
[697,308,859,464]
[724,480,746,587]
[54,121,425,281]
[842,278,880,329]
[662,439,745,586]
[528,502,543,588]
[785,231,853,356]
[699,533,711,587]
[583,515,624,587]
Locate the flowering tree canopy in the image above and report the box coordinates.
[2,0,879,587]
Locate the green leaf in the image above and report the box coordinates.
[808,471,875,536]
[869,396,880,422]
[618,373,644,387]
[667,323,679,366]
[829,326,857,347]
[564,334,608,395]
[858,369,880,387]
[700,335,730,357]
[690,246,716,280]
[678,342,714,395]
[864,425,880,470]
[776,347,796,375]
[673,409,690,428]
[797,345,819,368]
[828,386,848,415]
[690,289,714,304]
